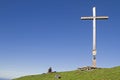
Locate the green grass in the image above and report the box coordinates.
[13,66,120,80]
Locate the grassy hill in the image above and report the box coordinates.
[13,66,120,80]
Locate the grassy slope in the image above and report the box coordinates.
[13,66,120,80]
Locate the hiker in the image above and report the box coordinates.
[48,67,52,73]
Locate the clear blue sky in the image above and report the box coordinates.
[0,0,120,79]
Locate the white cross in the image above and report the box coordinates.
[81,7,108,67]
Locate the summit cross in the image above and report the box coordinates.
[81,7,109,67]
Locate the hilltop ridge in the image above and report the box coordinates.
[13,66,120,80]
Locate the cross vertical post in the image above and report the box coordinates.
[81,7,108,67]
[92,7,97,67]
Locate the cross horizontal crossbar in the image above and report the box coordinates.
[81,16,109,20]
